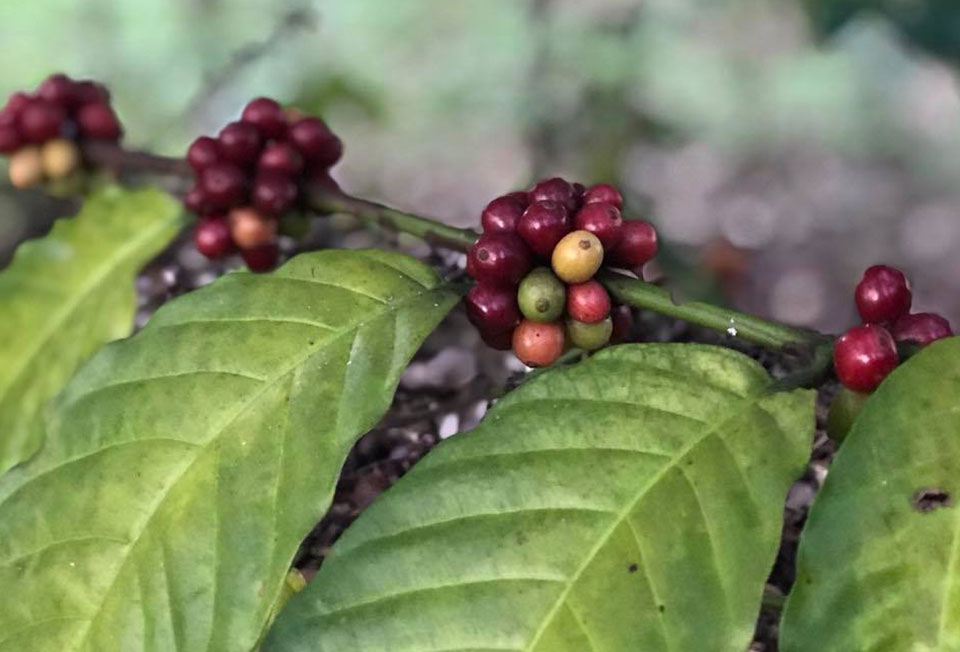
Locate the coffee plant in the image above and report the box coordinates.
[0,74,957,652]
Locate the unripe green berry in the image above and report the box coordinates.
[552,230,603,283]
[826,387,869,443]
[517,267,565,322]
[566,316,612,351]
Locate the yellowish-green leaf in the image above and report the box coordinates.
[266,344,815,652]
[0,186,182,474]
[781,337,960,651]
[0,249,461,652]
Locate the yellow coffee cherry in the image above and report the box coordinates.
[41,138,81,180]
[229,207,277,249]
[551,230,604,283]
[8,146,45,189]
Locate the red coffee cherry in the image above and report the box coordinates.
[466,233,532,286]
[892,312,953,347]
[258,141,304,176]
[583,183,623,209]
[37,74,78,108]
[0,125,21,153]
[479,327,514,351]
[610,305,634,344]
[74,80,110,105]
[855,265,912,325]
[530,177,579,213]
[512,319,565,367]
[0,92,31,126]
[183,184,212,215]
[186,136,220,172]
[609,220,658,269]
[192,216,234,259]
[566,280,611,324]
[241,97,287,139]
[252,173,298,216]
[241,243,280,272]
[504,190,530,207]
[289,117,342,167]
[834,324,899,393]
[465,283,521,333]
[517,200,571,257]
[574,202,623,252]
[217,121,263,166]
[77,102,122,140]
[481,195,526,234]
[200,163,247,209]
[19,98,66,143]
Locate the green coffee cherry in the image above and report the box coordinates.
[518,267,565,322]
[826,387,869,443]
[566,316,612,351]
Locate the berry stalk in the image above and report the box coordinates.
[598,269,824,351]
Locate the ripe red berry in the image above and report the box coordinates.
[566,280,611,324]
[465,283,521,333]
[200,163,247,209]
[481,195,526,234]
[37,74,78,108]
[192,216,234,259]
[241,97,287,139]
[512,319,565,367]
[305,167,341,193]
[466,233,532,286]
[530,177,579,213]
[187,136,219,171]
[479,327,514,351]
[610,305,633,344]
[183,184,212,215]
[258,141,304,176]
[583,183,623,209]
[834,324,899,393]
[609,220,658,269]
[77,102,122,140]
[855,265,912,325]
[892,312,953,347]
[0,125,21,153]
[504,190,530,207]
[0,92,31,126]
[517,200,571,257]
[19,99,65,142]
[252,173,298,216]
[288,117,342,167]
[217,121,262,166]
[574,202,623,251]
[241,243,280,272]
[74,80,110,105]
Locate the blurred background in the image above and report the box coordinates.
[2,0,959,333]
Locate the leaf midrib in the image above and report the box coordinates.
[0,212,179,402]
[10,279,448,651]
[522,390,765,652]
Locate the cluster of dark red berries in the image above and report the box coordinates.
[186,98,342,272]
[833,265,953,393]
[0,74,121,190]
[464,178,658,366]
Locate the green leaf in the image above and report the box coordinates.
[0,186,182,475]
[0,249,460,652]
[781,336,960,651]
[266,344,815,652]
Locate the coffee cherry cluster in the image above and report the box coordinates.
[465,178,657,366]
[0,74,121,191]
[834,265,953,393]
[185,98,343,272]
